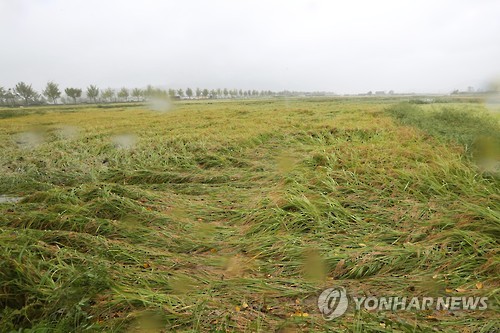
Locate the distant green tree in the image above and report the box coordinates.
[177,89,184,97]
[144,85,155,99]
[217,88,222,96]
[0,87,6,105]
[195,88,202,98]
[202,89,209,98]
[65,87,82,104]
[223,88,229,97]
[42,81,61,104]
[15,82,38,105]
[118,87,129,101]
[210,89,217,98]
[101,88,115,102]
[132,88,143,101]
[156,89,168,98]
[4,88,16,105]
[86,85,99,103]
[168,89,176,98]
[186,88,193,98]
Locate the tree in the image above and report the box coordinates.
[15,82,38,105]
[177,89,184,97]
[223,88,229,97]
[143,85,168,99]
[42,81,61,104]
[101,88,115,102]
[202,89,209,98]
[118,87,129,101]
[87,85,99,103]
[4,88,17,105]
[195,88,202,98]
[0,87,5,105]
[210,89,217,98]
[64,88,82,104]
[144,85,155,99]
[186,88,193,98]
[132,88,143,101]
[168,89,176,98]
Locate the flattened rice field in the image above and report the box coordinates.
[0,98,498,332]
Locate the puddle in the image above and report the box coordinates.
[0,195,23,204]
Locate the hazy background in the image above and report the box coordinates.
[1,0,500,94]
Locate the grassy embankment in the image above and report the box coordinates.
[0,98,498,332]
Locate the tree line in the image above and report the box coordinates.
[0,81,296,106]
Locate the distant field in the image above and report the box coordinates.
[0,98,498,332]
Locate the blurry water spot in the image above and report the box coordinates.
[169,274,198,294]
[302,248,327,284]
[55,125,80,140]
[474,135,500,174]
[193,222,217,239]
[119,216,142,230]
[128,310,168,332]
[148,97,172,113]
[478,159,500,174]
[111,133,137,149]
[14,131,45,149]
[223,254,254,278]
[169,206,189,220]
[485,92,500,112]
[0,195,23,204]
[277,153,297,174]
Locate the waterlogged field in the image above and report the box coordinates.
[0,98,498,332]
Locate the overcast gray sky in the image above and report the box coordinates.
[1,0,500,94]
